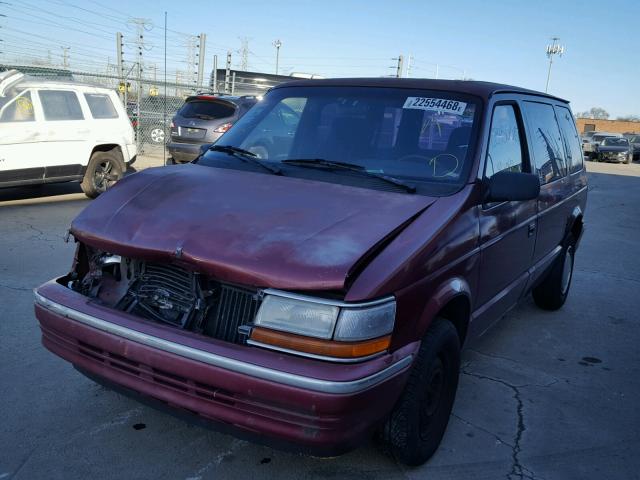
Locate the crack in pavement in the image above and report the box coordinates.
[462,369,545,480]
[452,412,514,448]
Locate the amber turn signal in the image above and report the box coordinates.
[249,327,391,359]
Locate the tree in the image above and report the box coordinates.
[576,107,610,120]
[616,115,640,122]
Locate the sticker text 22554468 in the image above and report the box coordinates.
[402,97,467,115]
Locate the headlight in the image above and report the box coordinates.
[250,291,396,361]
[254,295,339,339]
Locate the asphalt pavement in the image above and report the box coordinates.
[1,161,639,480]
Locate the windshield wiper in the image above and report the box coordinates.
[281,158,415,193]
[208,145,281,175]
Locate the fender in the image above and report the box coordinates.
[565,205,584,249]
[415,276,472,344]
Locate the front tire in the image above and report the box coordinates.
[379,318,460,466]
[81,151,124,198]
[532,237,575,310]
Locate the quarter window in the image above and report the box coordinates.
[485,105,523,178]
[39,90,84,121]
[522,101,566,183]
[84,93,118,119]
[555,106,584,174]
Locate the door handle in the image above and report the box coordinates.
[528,222,537,237]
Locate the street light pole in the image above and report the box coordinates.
[545,37,565,93]
[273,39,282,75]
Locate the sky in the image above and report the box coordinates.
[1,0,638,118]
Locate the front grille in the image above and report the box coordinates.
[118,261,259,344]
[204,285,260,344]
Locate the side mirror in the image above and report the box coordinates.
[485,171,540,202]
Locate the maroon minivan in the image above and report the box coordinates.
[34,79,587,466]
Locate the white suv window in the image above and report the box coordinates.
[0,90,35,123]
[84,93,118,119]
[39,90,84,121]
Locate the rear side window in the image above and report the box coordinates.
[178,100,236,119]
[0,91,35,123]
[85,93,118,119]
[485,104,524,178]
[39,90,84,121]
[555,106,583,174]
[522,101,565,184]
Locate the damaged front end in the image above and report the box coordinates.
[65,243,260,345]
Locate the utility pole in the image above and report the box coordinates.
[61,47,70,69]
[116,32,124,80]
[196,33,206,88]
[273,39,282,75]
[393,55,404,78]
[212,54,218,92]
[224,51,232,93]
[545,37,565,93]
[238,37,249,71]
[406,55,413,78]
[435,64,439,79]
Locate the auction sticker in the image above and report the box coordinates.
[403,97,467,115]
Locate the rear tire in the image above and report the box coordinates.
[81,151,124,199]
[532,236,575,310]
[379,318,460,466]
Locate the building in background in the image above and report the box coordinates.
[576,118,640,134]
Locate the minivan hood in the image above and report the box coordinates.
[71,165,437,291]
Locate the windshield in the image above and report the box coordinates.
[177,100,236,119]
[593,135,615,142]
[197,86,480,195]
[602,137,629,146]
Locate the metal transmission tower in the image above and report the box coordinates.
[273,39,282,75]
[128,17,153,80]
[61,47,70,69]
[238,37,249,71]
[545,37,565,93]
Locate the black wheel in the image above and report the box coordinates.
[532,236,575,310]
[81,151,124,199]
[379,318,460,466]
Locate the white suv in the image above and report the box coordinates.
[0,70,136,198]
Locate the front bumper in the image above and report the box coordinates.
[34,280,414,455]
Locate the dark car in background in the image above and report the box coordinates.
[35,78,587,466]
[594,136,632,163]
[582,132,621,159]
[167,94,259,163]
[624,134,640,161]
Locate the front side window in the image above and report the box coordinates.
[39,90,84,121]
[485,105,523,178]
[84,93,118,119]
[199,86,481,196]
[522,101,566,184]
[0,90,35,123]
[555,106,584,173]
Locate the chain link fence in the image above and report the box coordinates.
[1,64,288,161]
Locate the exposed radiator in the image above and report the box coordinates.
[121,262,259,344]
